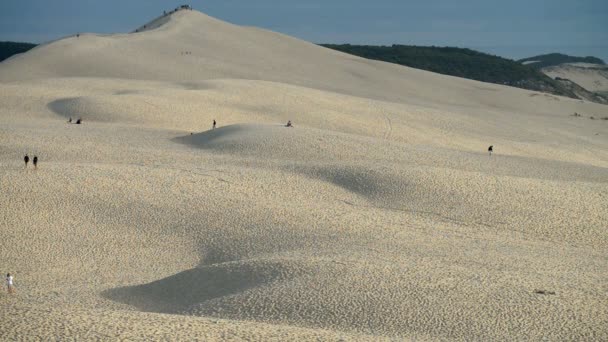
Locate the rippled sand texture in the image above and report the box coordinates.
[1,9,607,341]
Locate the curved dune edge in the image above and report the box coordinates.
[102,259,308,315]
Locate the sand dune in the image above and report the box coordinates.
[543,63,608,94]
[1,8,607,341]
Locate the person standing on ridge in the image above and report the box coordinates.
[213,120,217,129]
[33,156,38,169]
[488,145,493,156]
[24,154,29,168]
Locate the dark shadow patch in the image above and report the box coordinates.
[314,167,406,200]
[177,81,217,91]
[173,124,252,149]
[101,260,303,315]
[534,289,556,295]
[47,97,82,119]
[114,90,142,95]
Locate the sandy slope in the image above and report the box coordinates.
[1,8,607,341]
[543,63,608,94]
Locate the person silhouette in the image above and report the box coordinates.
[33,156,38,169]
[68,117,72,123]
[24,154,29,168]
[6,273,14,294]
[213,120,217,129]
[488,145,493,156]
[286,120,293,127]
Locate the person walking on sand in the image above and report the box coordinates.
[286,120,293,127]
[6,273,14,294]
[213,119,217,129]
[33,156,38,169]
[488,145,493,156]
[24,154,29,168]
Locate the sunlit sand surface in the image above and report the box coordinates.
[1,9,607,341]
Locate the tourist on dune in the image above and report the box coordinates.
[286,120,293,127]
[24,154,29,168]
[6,273,14,294]
[33,156,38,169]
[213,119,217,129]
[76,118,82,124]
[488,145,493,156]
[68,117,72,123]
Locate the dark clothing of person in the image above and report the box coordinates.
[33,156,38,168]
[24,155,29,166]
[213,120,217,129]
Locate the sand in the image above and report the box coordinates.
[1,9,607,341]
[542,63,608,94]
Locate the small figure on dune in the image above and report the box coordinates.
[6,273,14,294]
[286,120,293,127]
[76,118,82,124]
[33,156,38,169]
[488,145,493,156]
[76,34,80,38]
[68,117,72,123]
[213,119,217,129]
[24,154,29,168]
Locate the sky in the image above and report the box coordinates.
[1,0,607,61]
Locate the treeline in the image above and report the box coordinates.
[519,53,606,69]
[0,41,37,62]
[320,44,576,98]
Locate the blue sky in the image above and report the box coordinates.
[1,0,607,61]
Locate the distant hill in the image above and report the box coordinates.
[519,53,606,69]
[0,41,37,62]
[321,44,580,100]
